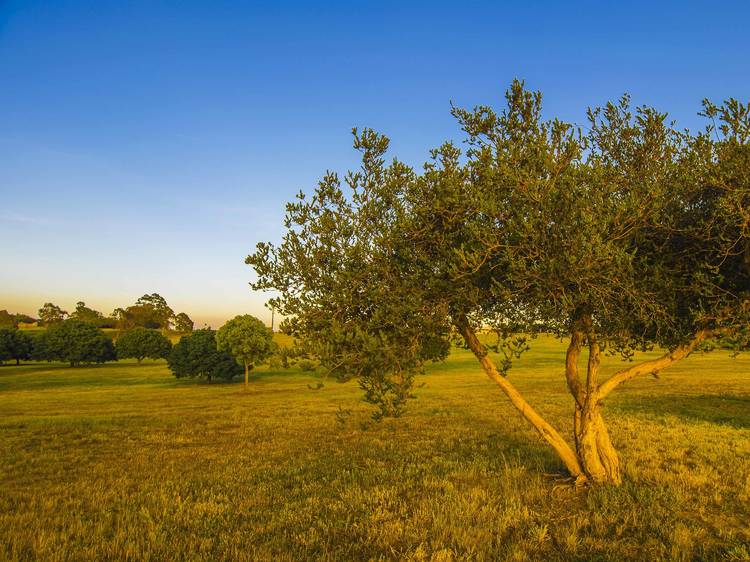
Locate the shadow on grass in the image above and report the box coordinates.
[613,394,750,429]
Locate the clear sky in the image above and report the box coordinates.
[1,0,749,328]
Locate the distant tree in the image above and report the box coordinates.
[38,303,68,326]
[40,320,116,367]
[167,329,242,383]
[115,327,172,363]
[135,293,175,330]
[71,301,106,327]
[0,310,15,329]
[0,329,33,365]
[216,315,274,387]
[13,313,37,326]
[248,82,750,485]
[172,312,194,333]
[112,294,176,331]
[0,311,39,329]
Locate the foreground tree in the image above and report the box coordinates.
[39,320,116,367]
[115,327,172,363]
[0,328,33,365]
[248,81,750,485]
[167,329,242,383]
[216,315,274,387]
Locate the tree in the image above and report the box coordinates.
[172,312,194,333]
[247,81,750,485]
[216,315,274,387]
[40,320,116,367]
[167,329,242,383]
[112,294,177,331]
[115,327,172,363]
[135,293,175,330]
[38,303,68,326]
[70,301,107,327]
[0,310,15,329]
[0,329,33,365]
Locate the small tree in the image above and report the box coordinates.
[41,320,116,367]
[38,303,68,326]
[115,327,172,363]
[0,329,33,365]
[173,312,194,333]
[216,315,274,388]
[167,329,242,383]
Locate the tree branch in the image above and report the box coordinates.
[454,313,585,481]
[597,330,710,400]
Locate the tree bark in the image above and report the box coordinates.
[570,320,622,484]
[244,361,249,388]
[455,315,586,483]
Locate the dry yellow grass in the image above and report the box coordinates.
[1,336,749,561]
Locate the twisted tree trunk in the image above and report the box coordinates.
[456,314,706,486]
[455,315,586,483]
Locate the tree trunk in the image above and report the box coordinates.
[456,313,703,486]
[455,315,586,483]
[16,358,20,366]
[244,361,249,388]
[574,321,622,485]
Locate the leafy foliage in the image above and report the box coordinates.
[172,312,194,333]
[36,320,116,367]
[37,303,68,326]
[167,329,243,382]
[0,328,33,365]
[116,327,172,363]
[248,81,750,478]
[114,293,175,330]
[216,315,274,373]
[70,301,114,328]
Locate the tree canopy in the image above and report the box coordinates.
[167,329,243,383]
[216,314,274,387]
[70,301,114,328]
[173,312,194,333]
[247,81,750,485]
[115,327,172,363]
[37,320,116,367]
[38,303,68,326]
[112,294,191,332]
[0,329,33,365]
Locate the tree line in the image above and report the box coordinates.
[0,293,194,332]
[0,310,278,388]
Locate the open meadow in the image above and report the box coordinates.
[1,336,749,561]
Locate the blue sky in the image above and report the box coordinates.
[1,0,749,327]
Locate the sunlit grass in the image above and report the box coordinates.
[1,336,748,561]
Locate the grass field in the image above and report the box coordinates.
[1,336,749,561]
